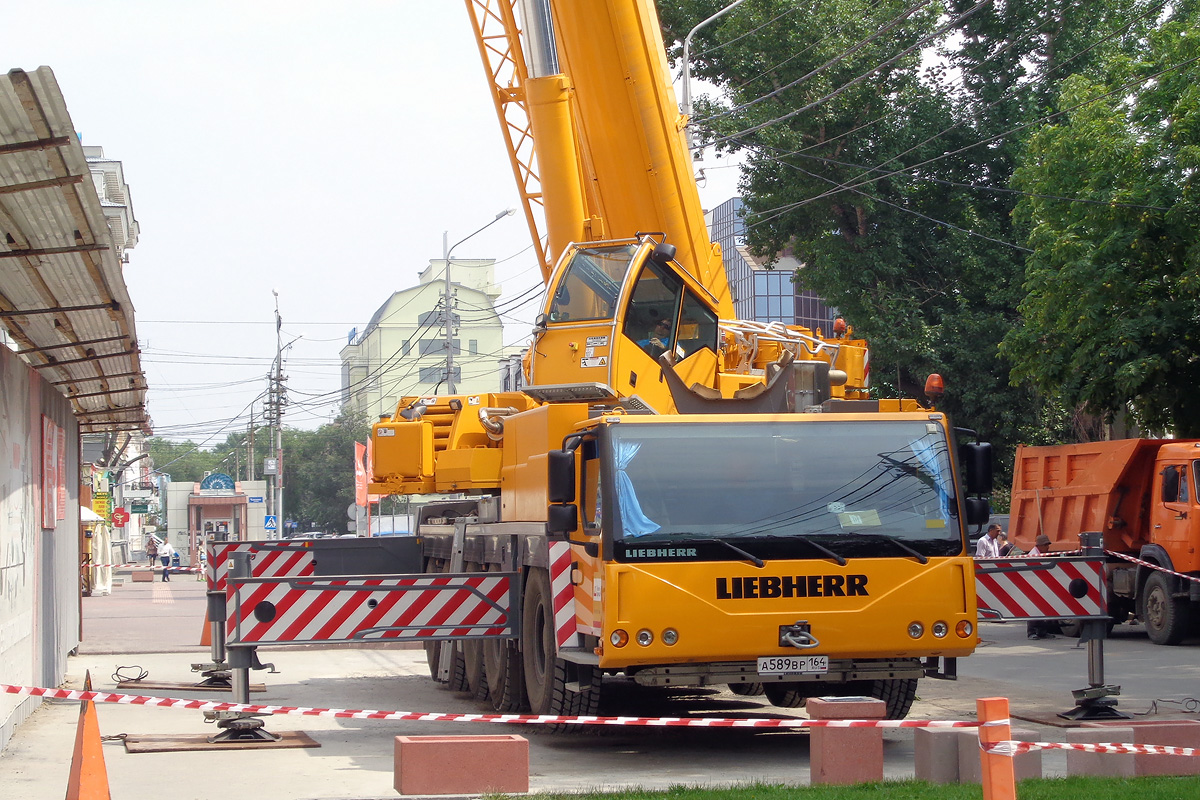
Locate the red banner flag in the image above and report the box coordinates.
[353,442,367,506]
[365,438,382,502]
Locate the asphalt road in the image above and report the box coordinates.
[2,576,1198,799]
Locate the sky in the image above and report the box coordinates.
[3,1,743,444]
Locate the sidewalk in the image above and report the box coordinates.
[0,573,1070,799]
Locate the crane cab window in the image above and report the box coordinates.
[675,290,719,358]
[623,260,682,357]
[548,244,637,322]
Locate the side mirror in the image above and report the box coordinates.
[547,503,578,536]
[651,242,677,264]
[547,449,576,503]
[965,497,990,527]
[960,442,994,496]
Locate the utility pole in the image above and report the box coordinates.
[441,208,516,394]
[246,410,255,481]
[271,291,287,537]
[441,232,457,394]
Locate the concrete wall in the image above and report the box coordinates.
[0,345,81,750]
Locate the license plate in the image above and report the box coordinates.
[756,655,829,676]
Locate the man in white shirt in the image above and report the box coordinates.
[975,523,1002,558]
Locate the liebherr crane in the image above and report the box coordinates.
[369,0,991,721]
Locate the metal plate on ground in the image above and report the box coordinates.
[116,681,266,693]
[122,731,320,752]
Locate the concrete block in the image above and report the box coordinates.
[1066,726,1135,777]
[394,734,528,795]
[805,696,885,785]
[131,571,154,583]
[914,727,960,784]
[957,727,1041,783]
[1083,720,1200,777]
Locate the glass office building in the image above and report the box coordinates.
[706,197,839,334]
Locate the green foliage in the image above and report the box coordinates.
[657,0,1173,486]
[145,438,223,484]
[148,412,370,531]
[1007,4,1200,436]
[281,410,372,531]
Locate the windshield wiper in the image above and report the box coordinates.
[696,538,765,569]
[846,532,929,564]
[716,531,849,567]
[633,536,765,568]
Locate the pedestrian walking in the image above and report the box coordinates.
[975,523,1002,558]
[158,541,177,582]
[145,535,158,566]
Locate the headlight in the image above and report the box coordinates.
[932,621,948,638]
[907,621,925,639]
[662,628,679,646]
[636,629,654,646]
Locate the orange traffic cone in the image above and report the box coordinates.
[65,671,111,800]
[199,607,211,647]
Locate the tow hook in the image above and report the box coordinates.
[779,620,820,649]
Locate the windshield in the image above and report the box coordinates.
[604,419,963,562]
[548,244,639,323]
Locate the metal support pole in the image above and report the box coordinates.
[436,518,470,684]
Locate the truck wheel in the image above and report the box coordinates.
[762,682,811,708]
[483,637,527,712]
[729,682,765,696]
[1142,572,1189,645]
[521,568,601,726]
[867,678,918,720]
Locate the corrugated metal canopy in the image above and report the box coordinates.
[0,67,149,434]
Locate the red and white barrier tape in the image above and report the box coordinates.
[983,739,1200,757]
[1105,550,1200,586]
[0,684,981,729]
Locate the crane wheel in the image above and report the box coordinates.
[521,568,601,730]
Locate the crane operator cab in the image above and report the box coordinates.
[528,236,721,414]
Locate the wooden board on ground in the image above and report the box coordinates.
[123,731,320,753]
[117,680,266,693]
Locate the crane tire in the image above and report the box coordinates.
[521,568,601,730]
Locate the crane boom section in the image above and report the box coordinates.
[549,1,732,316]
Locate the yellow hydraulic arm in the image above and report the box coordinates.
[463,0,733,318]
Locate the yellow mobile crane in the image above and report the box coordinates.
[370,0,991,720]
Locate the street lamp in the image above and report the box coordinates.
[440,208,516,394]
[680,0,750,153]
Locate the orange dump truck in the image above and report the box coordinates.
[1010,439,1200,644]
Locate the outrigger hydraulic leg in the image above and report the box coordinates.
[192,589,233,688]
[1058,533,1129,722]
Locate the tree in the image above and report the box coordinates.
[145,438,222,484]
[1006,3,1200,435]
[281,410,372,532]
[658,0,1155,485]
